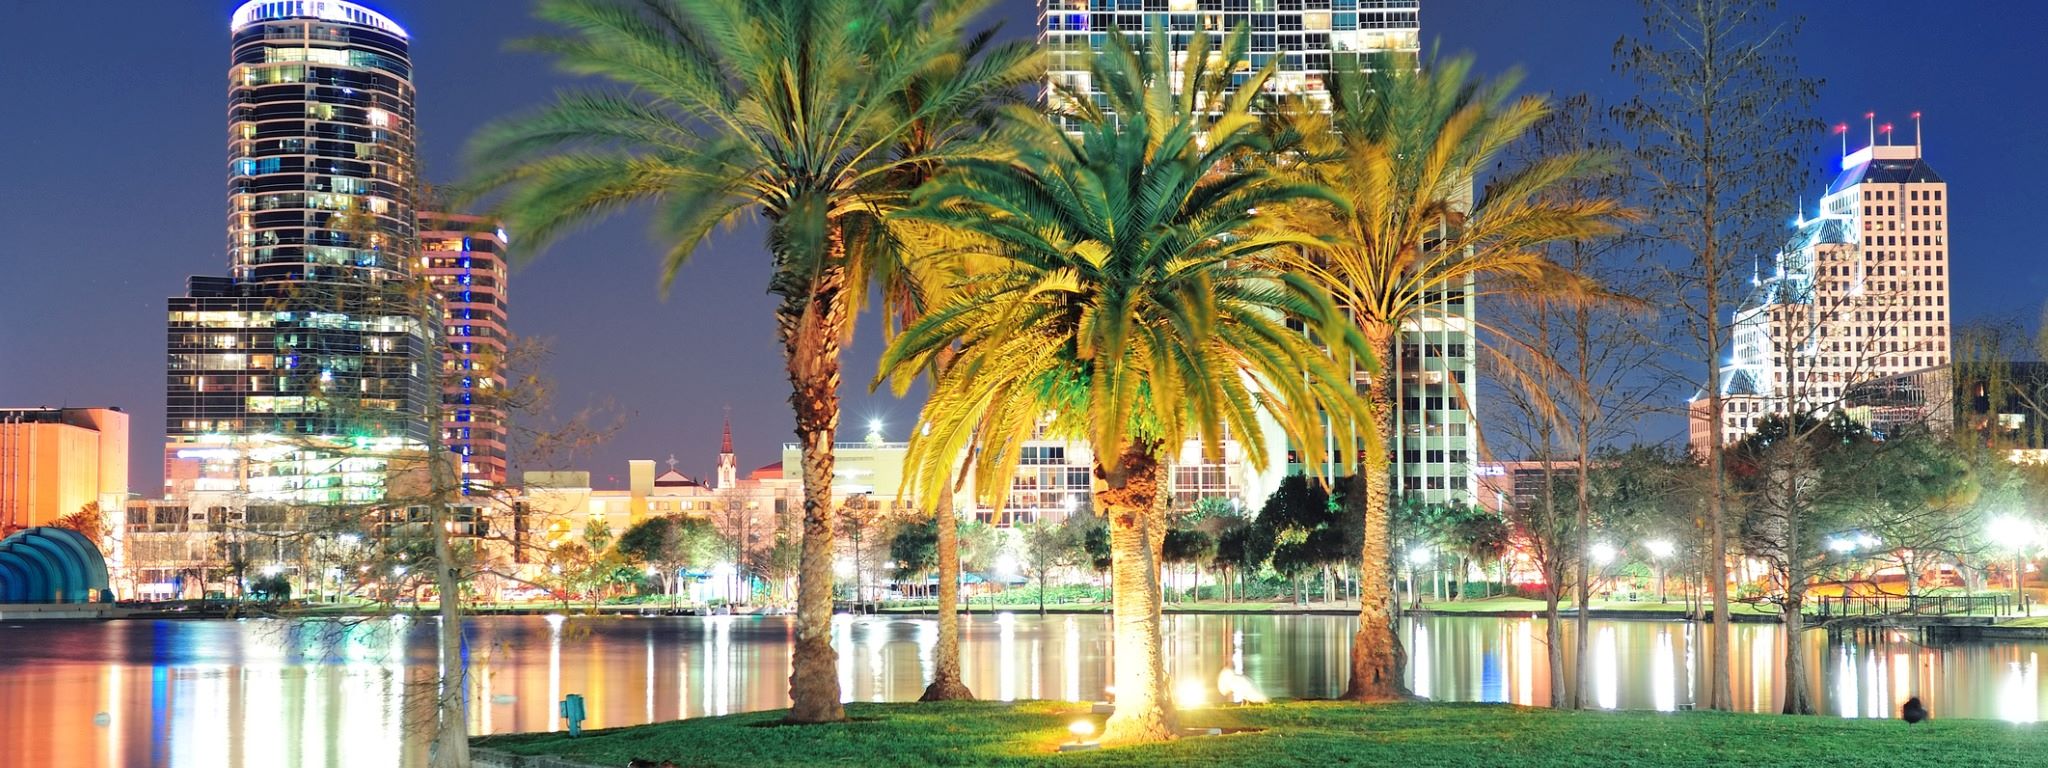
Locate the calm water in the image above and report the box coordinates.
[2,613,2043,767]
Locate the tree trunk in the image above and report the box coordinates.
[431,500,471,768]
[1544,589,1568,709]
[920,488,973,701]
[779,230,850,724]
[1573,457,1592,709]
[1781,579,1812,714]
[1096,442,1175,745]
[1345,323,1405,701]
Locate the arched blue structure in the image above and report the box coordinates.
[0,527,110,604]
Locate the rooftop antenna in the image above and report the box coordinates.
[1880,122,1894,146]
[1911,111,1923,150]
[1834,122,1849,159]
[1865,111,1876,150]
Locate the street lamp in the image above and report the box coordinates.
[1988,516,2037,615]
[1645,540,1675,604]
[1405,548,1432,609]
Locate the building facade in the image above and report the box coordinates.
[1696,118,1952,449]
[165,1,435,506]
[420,211,511,490]
[0,408,128,533]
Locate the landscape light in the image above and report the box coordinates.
[1060,719,1100,752]
[1645,540,1675,560]
[1407,548,1432,565]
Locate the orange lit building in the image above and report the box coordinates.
[0,407,129,532]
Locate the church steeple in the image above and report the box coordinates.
[717,409,738,489]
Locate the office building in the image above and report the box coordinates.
[165,1,434,506]
[1696,116,1952,449]
[421,210,511,490]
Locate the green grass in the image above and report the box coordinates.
[1997,616,2048,628]
[474,700,2046,767]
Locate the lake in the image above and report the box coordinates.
[1,613,2041,766]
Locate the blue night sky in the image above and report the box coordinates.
[1,1,2044,493]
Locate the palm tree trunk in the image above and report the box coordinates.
[1097,442,1175,744]
[780,231,850,725]
[1346,323,1405,701]
[921,488,974,700]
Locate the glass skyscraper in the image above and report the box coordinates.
[164,1,433,506]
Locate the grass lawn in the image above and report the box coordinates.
[1997,616,2048,628]
[475,700,2045,767]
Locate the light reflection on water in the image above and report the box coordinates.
[2,613,2045,767]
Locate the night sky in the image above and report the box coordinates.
[2,1,2043,494]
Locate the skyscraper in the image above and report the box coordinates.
[164,1,433,505]
[1695,115,1952,448]
[420,211,511,491]
[1037,1,1476,509]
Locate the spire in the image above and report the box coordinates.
[720,409,733,455]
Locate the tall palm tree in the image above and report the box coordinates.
[463,0,1033,723]
[1262,53,1626,701]
[877,26,1375,744]
[864,27,1039,703]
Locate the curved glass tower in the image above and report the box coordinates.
[228,0,417,284]
[165,1,433,506]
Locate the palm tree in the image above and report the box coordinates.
[877,26,1374,744]
[865,28,1039,703]
[463,0,1033,723]
[1261,53,1626,700]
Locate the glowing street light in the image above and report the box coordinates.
[1645,540,1674,604]
[1989,515,2038,615]
[1589,543,1616,567]
[1404,548,1431,609]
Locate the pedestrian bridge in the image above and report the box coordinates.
[0,526,110,604]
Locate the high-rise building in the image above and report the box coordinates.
[1037,1,1475,509]
[1040,1,1421,107]
[164,1,433,506]
[420,211,511,491]
[1694,116,1951,449]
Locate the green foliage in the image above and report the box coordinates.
[1252,475,1355,578]
[615,515,720,571]
[1162,528,1216,565]
[889,518,940,580]
[1078,518,1112,573]
[1019,519,1082,578]
[879,24,1375,512]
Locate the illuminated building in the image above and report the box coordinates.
[420,210,511,490]
[164,1,433,506]
[0,408,128,533]
[1695,115,1952,449]
[1039,0,1421,116]
[1038,2,1471,509]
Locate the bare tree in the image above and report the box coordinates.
[1614,0,1820,711]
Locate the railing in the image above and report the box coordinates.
[1812,593,2011,619]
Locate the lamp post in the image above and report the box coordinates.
[1646,540,1675,604]
[1406,548,1431,609]
[1988,516,2035,616]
